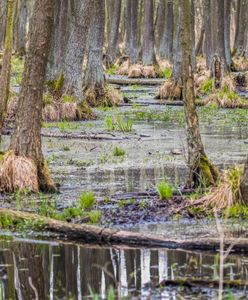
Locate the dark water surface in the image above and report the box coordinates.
[0,238,247,299]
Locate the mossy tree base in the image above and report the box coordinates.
[84,84,122,107]
[0,151,56,193]
[158,79,182,100]
[187,153,219,189]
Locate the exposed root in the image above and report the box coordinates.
[84,85,122,107]
[158,79,182,100]
[0,151,39,192]
[198,166,244,211]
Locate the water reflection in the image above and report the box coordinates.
[0,239,247,299]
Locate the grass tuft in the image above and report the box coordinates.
[156,178,173,200]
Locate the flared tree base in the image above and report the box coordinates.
[158,79,183,100]
[0,151,57,193]
[84,84,122,107]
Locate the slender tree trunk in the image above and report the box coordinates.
[63,0,92,99]
[159,0,174,61]
[13,0,27,56]
[234,0,248,55]
[106,0,122,66]
[142,0,157,65]
[172,0,182,82]
[224,0,232,68]
[204,0,211,68]
[0,0,56,193]
[241,159,248,204]
[181,0,218,188]
[0,0,14,140]
[0,1,7,50]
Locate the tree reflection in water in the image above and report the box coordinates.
[0,239,247,299]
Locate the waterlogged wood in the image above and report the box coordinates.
[106,76,165,86]
[1,208,248,252]
[159,278,248,288]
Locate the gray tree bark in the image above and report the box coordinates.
[106,0,122,66]
[142,0,157,65]
[13,0,27,56]
[63,0,92,99]
[159,0,174,61]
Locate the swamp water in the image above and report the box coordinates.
[0,85,247,299]
[0,238,247,299]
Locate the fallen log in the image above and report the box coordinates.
[41,131,129,141]
[106,75,165,86]
[0,208,248,252]
[158,278,248,289]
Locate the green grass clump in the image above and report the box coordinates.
[225,204,248,219]
[200,78,213,94]
[105,116,115,131]
[115,115,133,132]
[43,94,53,106]
[79,191,95,210]
[113,146,126,157]
[105,115,133,132]
[156,178,173,200]
[62,95,77,103]
[106,65,118,75]
[85,210,102,224]
[162,67,172,79]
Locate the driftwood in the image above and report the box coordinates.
[106,75,165,86]
[41,131,129,141]
[1,208,248,252]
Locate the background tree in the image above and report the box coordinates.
[0,0,56,192]
[0,0,14,140]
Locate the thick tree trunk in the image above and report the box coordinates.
[83,0,106,106]
[159,0,174,61]
[106,0,122,66]
[181,0,218,188]
[0,0,56,193]
[142,0,157,65]
[125,0,140,64]
[63,0,92,99]
[211,0,228,72]
[0,0,14,140]
[240,160,248,204]
[47,0,70,82]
